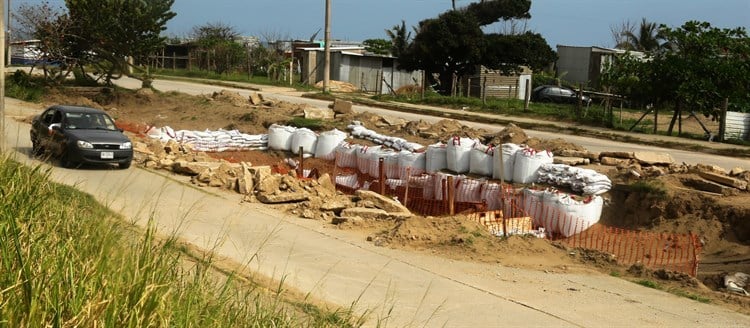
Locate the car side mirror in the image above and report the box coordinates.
[48,123,62,134]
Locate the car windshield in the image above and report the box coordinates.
[64,112,118,130]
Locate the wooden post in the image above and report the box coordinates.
[378,158,386,195]
[289,59,293,86]
[482,77,487,105]
[404,167,411,206]
[447,176,455,215]
[653,106,658,134]
[172,52,176,70]
[421,70,426,100]
[577,83,583,118]
[523,79,531,112]
[298,146,304,178]
[719,98,729,142]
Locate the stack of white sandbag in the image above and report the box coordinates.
[493,143,521,182]
[315,129,347,160]
[268,124,297,151]
[334,142,358,168]
[469,143,494,177]
[347,121,424,152]
[290,128,318,155]
[425,143,448,173]
[397,150,426,179]
[446,136,477,174]
[513,147,554,184]
[145,126,268,152]
[521,188,603,237]
[536,163,612,195]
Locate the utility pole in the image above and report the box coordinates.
[5,0,9,66]
[0,0,5,151]
[323,0,331,93]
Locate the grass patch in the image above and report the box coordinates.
[0,155,362,326]
[635,279,661,289]
[629,180,669,200]
[609,271,621,277]
[670,289,711,304]
[287,117,325,130]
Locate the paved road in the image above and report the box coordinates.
[118,76,750,171]
[5,85,748,326]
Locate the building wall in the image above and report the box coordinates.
[556,46,592,85]
[725,111,750,141]
[462,66,531,100]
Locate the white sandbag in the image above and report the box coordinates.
[368,149,399,179]
[455,178,483,203]
[335,174,359,189]
[425,143,448,173]
[268,124,297,151]
[480,182,502,210]
[433,172,460,200]
[493,143,521,182]
[521,188,547,226]
[553,194,603,237]
[513,148,554,184]
[356,145,381,175]
[290,128,318,155]
[397,151,426,179]
[446,137,476,174]
[408,174,434,199]
[469,144,494,177]
[315,129,347,160]
[334,143,358,168]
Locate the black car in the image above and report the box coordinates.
[531,85,592,105]
[30,105,133,169]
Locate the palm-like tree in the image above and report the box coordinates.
[385,20,412,58]
[617,18,664,52]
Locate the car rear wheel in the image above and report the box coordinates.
[31,140,44,157]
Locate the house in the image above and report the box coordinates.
[556,45,645,88]
[299,46,423,94]
[10,40,44,65]
[461,66,532,100]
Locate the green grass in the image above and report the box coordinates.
[0,155,363,327]
[629,180,669,200]
[151,68,317,92]
[635,279,661,289]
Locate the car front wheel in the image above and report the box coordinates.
[118,161,132,169]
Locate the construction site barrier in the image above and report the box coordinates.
[329,150,702,276]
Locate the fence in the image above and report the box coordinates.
[330,150,702,276]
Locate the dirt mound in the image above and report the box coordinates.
[525,137,587,153]
[485,123,528,145]
[395,84,422,97]
[211,90,249,107]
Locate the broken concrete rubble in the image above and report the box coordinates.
[340,207,411,220]
[633,152,675,165]
[698,171,748,191]
[331,99,354,115]
[354,190,411,214]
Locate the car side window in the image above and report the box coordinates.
[42,109,56,125]
[51,110,62,124]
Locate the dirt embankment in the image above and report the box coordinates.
[31,87,750,312]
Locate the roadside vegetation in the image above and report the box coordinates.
[0,155,364,327]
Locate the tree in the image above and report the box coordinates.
[64,0,176,86]
[399,0,550,95]
[615,18,664,52]
[400,10,485,93]
[191,22,246,75]
[362,39,391,55]
[385,20,412,58]
[15,1,76,84]
[603,21,750,138]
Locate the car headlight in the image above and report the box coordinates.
[120,142,132,150]
[77,140,94,149]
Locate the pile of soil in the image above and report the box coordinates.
[33,86,750,313]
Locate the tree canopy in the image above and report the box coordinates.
[603,21,750,137]
[64,0,176,85]
[398,0,555,94]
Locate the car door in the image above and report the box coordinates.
[36,108,65,156]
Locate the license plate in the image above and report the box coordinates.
[100,151,114,159]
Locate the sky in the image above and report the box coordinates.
[11,0,750,48]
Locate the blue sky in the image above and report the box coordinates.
[12,0,750,48]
